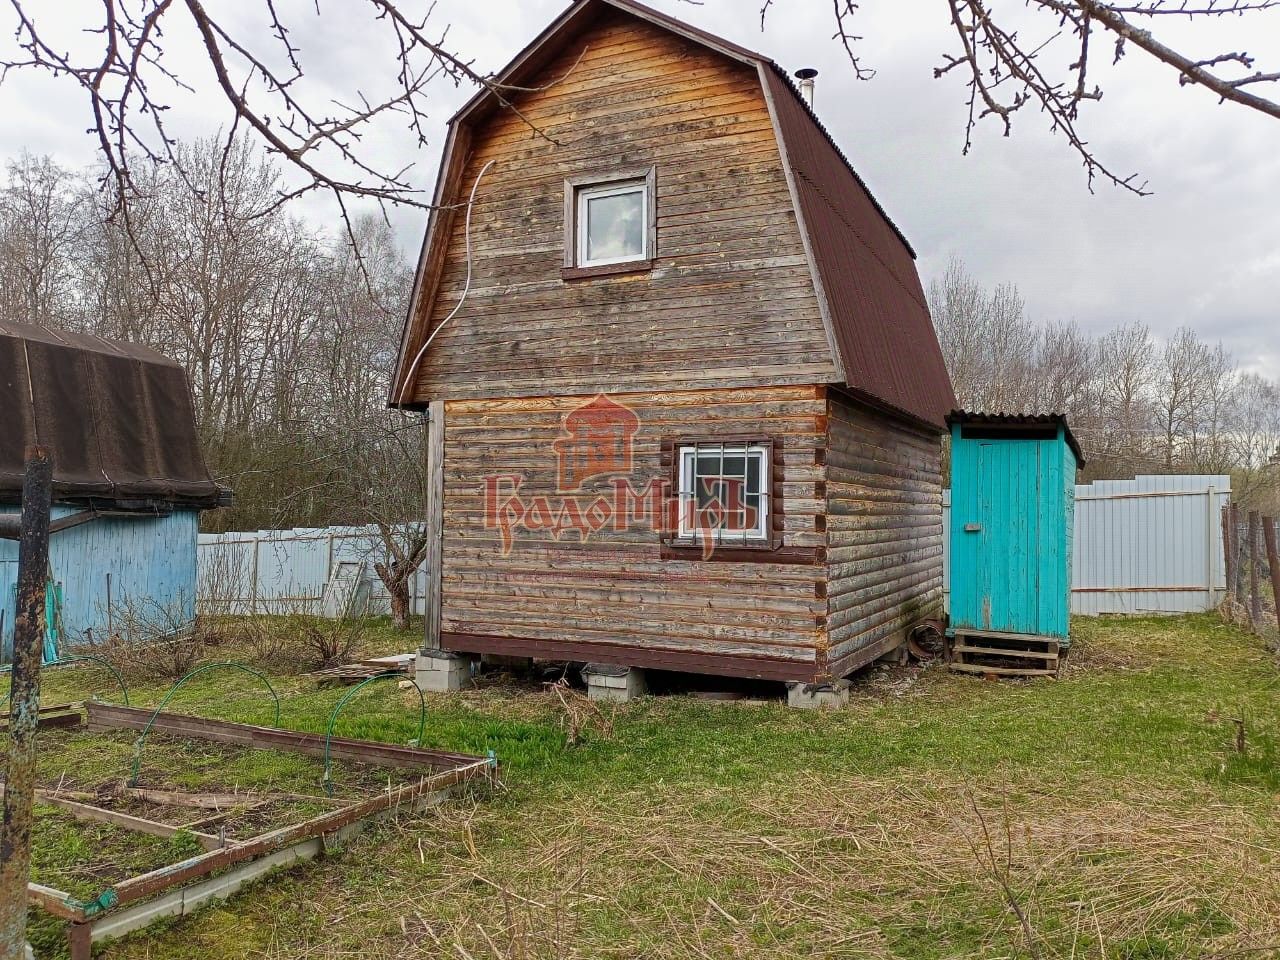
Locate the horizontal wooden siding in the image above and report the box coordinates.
[409,12,836,402]
[440,386,828,677]
[824,394,944,675]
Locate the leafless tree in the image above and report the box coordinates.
[927,262,1279,493]
[1094,320,1156,464]
[1232,373,1280,473]
[1185,340,1236,471]
[1,0,1278,253]
[1035,320,1096,419]
[0,153,89,327]
[766,0,1280,194]
[1156,326,1212,467]
[928,257,1039,412]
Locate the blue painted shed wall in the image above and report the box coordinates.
[948,425,1075,640]
[1,506,198,660]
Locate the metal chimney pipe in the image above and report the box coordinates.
[794,67,818,107]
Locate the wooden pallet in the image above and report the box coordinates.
[304,654,414,686]
[948,631,1062,678]
[0,701,83,731]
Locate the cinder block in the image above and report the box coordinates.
[582,663,646,703]
[786,680,850,710]
[414,651,471,692]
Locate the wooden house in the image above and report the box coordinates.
[1,322,226,660]
[391,0,957,702]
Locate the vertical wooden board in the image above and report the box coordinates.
[947,422,978,634]
[423,400,445,652]
[1035,438,1061,638]
[1,506,198,657]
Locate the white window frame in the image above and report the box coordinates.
[677,443,770,542]
[575,179,648,268]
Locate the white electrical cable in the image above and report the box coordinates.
[397,158,497,406]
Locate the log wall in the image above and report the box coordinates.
[408,11,837,402]
[439,386,828,680]
[824,393,944,676]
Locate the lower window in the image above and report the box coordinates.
[677,442,769,541]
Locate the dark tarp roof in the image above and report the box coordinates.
[393,0,957,430]
[0,321,225,509]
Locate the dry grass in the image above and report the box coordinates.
[10,612,1279,959]
[248,773,1280,960]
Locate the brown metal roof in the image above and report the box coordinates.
[393,0,957,429]
[761,67,955,429]
[0,321,226,509]
[947,410,1086,466]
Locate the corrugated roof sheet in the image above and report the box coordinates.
[762,67,955,429]
[0,321,225,509]
[947,410,1086,466]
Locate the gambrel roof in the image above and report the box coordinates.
[392,0,956,429]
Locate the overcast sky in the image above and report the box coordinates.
[3,1,1277,379]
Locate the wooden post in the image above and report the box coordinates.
[421,400,445,654]
[1265,516,1280,632]
[0,447,52,960]
[1205,485,1217,608]
[1248,510,1262,631]
[1231,503,1245,603]
[1222,505,1235,608]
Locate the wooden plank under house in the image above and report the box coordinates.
[391,0,957,701]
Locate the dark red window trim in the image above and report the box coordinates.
[657,435,817,563]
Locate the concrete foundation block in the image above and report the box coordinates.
[786,680,851,710]
[582,663,646,703]
[414,651,471,692]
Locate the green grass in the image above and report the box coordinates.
[5,613,1280,959]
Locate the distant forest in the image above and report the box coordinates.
[929,259,1280,510]
[3,143,1278,530]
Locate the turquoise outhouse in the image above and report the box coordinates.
[946,413,1083,665]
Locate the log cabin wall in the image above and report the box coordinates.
[406,11,839,402]
[439,386,828,681]
[824,392,944,677]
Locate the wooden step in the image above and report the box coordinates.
[949,662,1058,677]
[954,631,1060,653]
[951,643,1059,661]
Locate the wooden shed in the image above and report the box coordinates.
[391,0,957,702]
[946,412,1084,676]
[0,322,227,661]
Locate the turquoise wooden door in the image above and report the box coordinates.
[956,439,1043,635]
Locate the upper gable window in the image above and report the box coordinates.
[579,181,646,265]
[563,166,656,278]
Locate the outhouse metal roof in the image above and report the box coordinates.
[0,321,226,509]
[947,410,1086,467]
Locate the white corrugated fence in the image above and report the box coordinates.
[943,474,1230,615]
[198,525,429,618]
[201,475,1230,620]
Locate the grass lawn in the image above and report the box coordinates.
[5,613,1280,959]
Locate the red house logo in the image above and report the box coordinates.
[553,394,640,492]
